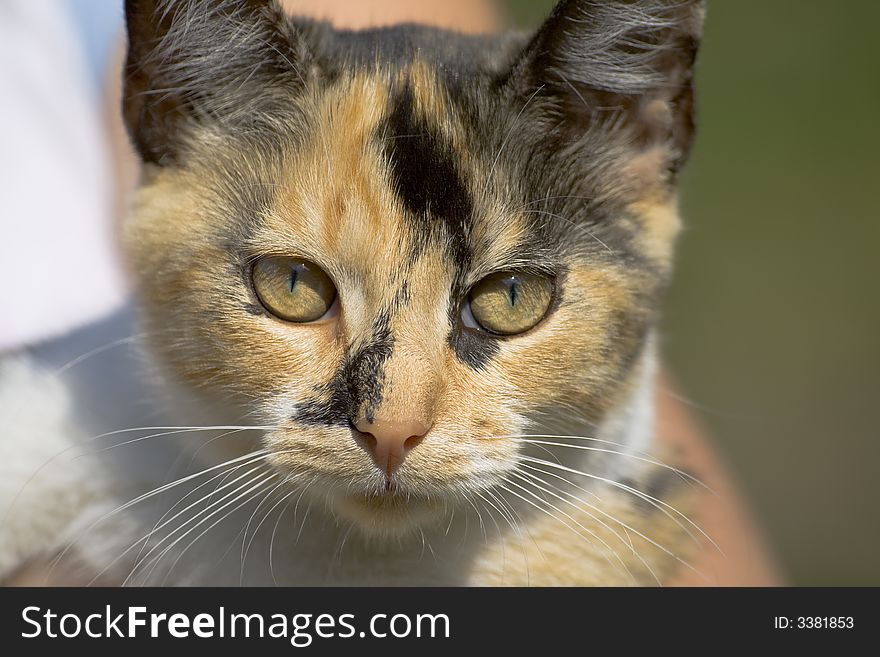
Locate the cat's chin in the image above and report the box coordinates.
[330,491,446,539]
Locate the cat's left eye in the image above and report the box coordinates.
[251,256,336,323]
[464,271,554,336]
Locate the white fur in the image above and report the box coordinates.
[0,356,107,579]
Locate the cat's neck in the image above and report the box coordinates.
[595,339,659,474]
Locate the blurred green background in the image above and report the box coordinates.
[504,0,880,585]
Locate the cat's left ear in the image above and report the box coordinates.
[123,0,312,165]
[505,0,704,180]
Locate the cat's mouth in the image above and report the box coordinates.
[265,429,465,536]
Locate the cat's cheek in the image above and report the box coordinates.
[487,264,651,424]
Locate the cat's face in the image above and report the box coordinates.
[123,0,702,536]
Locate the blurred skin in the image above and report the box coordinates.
[656,376,780,585]
[285,0,502,31]
[21,0,774,587]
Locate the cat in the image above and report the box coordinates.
[0,0,706,585]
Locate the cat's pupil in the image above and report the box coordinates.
[507,279,519,307]
[289,267,299,293]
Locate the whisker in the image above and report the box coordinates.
[473,489,512,582]
[135,453,286,567]
[515,194,597,210]
[516,465,712,583]
[239,481,296,585]
[155,475,280,586]
[488,484,547,583]
[4,425,271,531]
[496,477,634,585]
[50,449,270,584]
[462,493,488,545]
[88,460,273,586]
[511,470,664,584]
[150,462,273,541]
[443,505,456,537]
[521,456,723,556]
[269,494,296,586]
[508,436,712,492]
[122,467,276,585]
[128,472,278,586]
[521,209,615,253]
[271,480,315,586]
[79,425,275,458]
[187,426,265,465]
[328,523,355,581]
[491,488,538,587]
[55,334,149,375]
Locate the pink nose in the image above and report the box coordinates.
[353,417,430,477]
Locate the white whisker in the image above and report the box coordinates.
[129,472,278,586]
[123,469,276,585]
[156,475,280,586]
[512,470,666,584]
[80,425,275,457]
[55,335,148,374]
[239,481,296,585]
[88,459,273,586]
[516,465,711,582]
[521,456,723,557]
[508,436,712,492]
[50,449,271,584]
[496,477,634,584]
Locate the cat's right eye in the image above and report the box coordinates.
[251,256,336,323]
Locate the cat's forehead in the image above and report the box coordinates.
[254,62,529,295]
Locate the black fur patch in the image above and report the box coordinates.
[379,84,472,269]
[448,327,499,371]
[377,84,503,370]
[294,311,395,426]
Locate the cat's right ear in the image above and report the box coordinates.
[123,0,311,165]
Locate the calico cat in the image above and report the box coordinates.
[0,0,706,585]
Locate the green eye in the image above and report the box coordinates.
[252,256,336,322]
[467,271,554,335]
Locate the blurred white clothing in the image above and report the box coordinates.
[0,0,127,351]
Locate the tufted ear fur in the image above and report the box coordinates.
[505,0,704,180]
[123,0,311,165]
